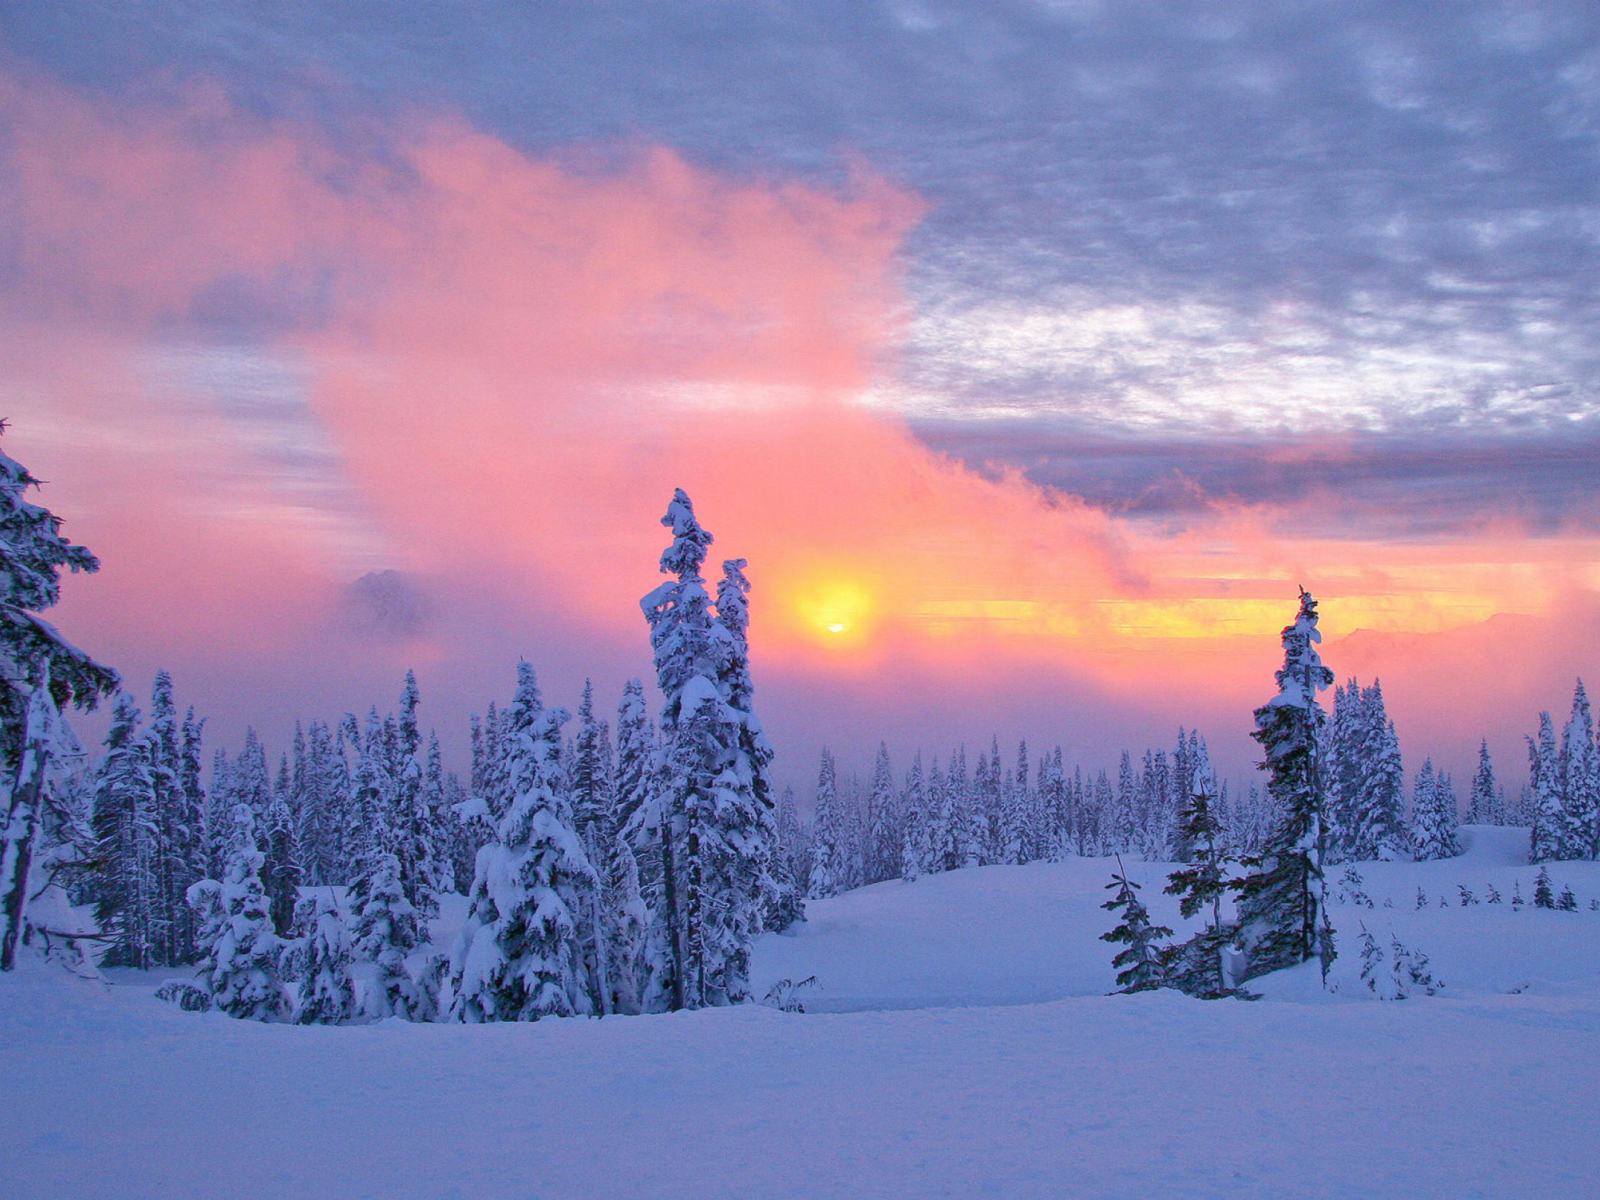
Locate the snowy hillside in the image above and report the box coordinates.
[752,826,1600,1011]
[5,832,1600,1199]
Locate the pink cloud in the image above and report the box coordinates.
[3,64,1597,792]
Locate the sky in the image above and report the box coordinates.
[4,1,1599,798]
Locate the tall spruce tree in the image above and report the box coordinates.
[809,749,843,899]
[901,752,930,881]
[1234,589,1337,984]
[92,692,160,968]
[1561,681,1597,859]
[868,743,898,883]
[1529,713,1564,863]
[0,429,118,970]
[1468,739,1498,825]
[709,554,790,957]
[570,679,615,1013]
[639,489,717,1009]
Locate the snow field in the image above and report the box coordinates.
[753,827,1600,1011]
[5,826,1600,1199]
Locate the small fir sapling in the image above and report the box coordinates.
[1486,883,1502,904]
[1357,924,1385,996]
[761,975,819,1013]
[1438,894,1449,909]
[1558,885,1578,912]
[1416,886,1429,911]
[1511,880,1525,909]
[1457,885,1476,906]
[1337,865,1373,908]
[1101,859,1172,993]
[1534,867,1555,909]
[1390,936,1442,997]
[1590,899,1599,911]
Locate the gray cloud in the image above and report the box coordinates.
[7,1,1600,505]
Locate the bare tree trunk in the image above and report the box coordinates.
[661,819,683,1011]
[0,730,50,971]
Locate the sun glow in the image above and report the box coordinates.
[788,576,876,646]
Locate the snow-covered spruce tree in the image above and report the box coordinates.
[999,739,1028,866]
[637,490,717,1009]
[1162,783,1239,999]
[1350,681,1408,861]
[449,667,593,1022]
[616,677,675,1009]
[866,743,898,883]
[293,892,357,1025]
[263,782,300,937]
[146,671,201,965]
[0,430,119,971]
[809,749,843,899]
[189,804,286,1020]
[291,720,342,887]
[1037,748,1065,860]
[1139,747,1174,862]
[900,752,929,881]
[349,847,423,1020]
[1533,866,1555,909]
[713,555,790,935]
[1468,740,1499,825]
[923,757,948,871]
[1234,589,1337,984]
[391,670,442,919]
[91,692,160,969]
[1110,751,1138,855]
[422,732,462,896]
[1169,734,1216,864]
[1101,860,1172,993]
[1322,679,1364,863]
[570,678,616,1014]
[232,728,273,823]
[1410,759,1460,861]
[1528,713,1564,864]
[775,785,810,898]
[638,495,778,1007]
[1560,680,1597,860]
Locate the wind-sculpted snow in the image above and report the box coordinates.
[4,834,1600,1197]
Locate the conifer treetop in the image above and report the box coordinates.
[658,488,714,581]
[1268,588,1334,712]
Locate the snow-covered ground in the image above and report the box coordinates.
[5,828,1599,1199]
[754,825,1600,1010]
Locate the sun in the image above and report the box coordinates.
[790,576,876,645]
